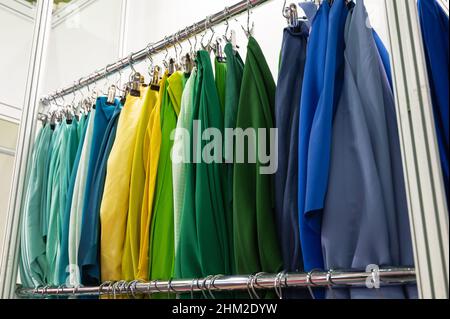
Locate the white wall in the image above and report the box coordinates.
[39,0,390,100]
[42,0,124,96]
[0,0,34,122]
[120,0,389,82]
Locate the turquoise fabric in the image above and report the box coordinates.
[57,114,89,285]
[19,124,53,287]
[45,123,67,285]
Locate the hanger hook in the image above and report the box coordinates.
[208,275,223,299]
[128,53,137,75]
[326,269,337,299]
[242,0,255,38]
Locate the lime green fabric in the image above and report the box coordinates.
[148,72,184,281]
[233,37,283,275]
[215,57,227,114]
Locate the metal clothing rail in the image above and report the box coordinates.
[16,268,416,298]
[40,0,272,103]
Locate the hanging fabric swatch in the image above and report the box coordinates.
[45,122,68,285]
[19,125,52,288]
[233,37,282,275]
[137,74,167,281]
[68,109,96,287]
[100,88,147,281]
[78,97,121,285]
[173,68,197,262]
[223,43,244,275]
[195,51,231,277]
[274,21,309,274]
[122,89,158,281]
[79,102,122,285]
[57,114,88,285]
[321,0,416,299]
[418,0,449,205]
[148,71,184,281]
[297,1,330,275]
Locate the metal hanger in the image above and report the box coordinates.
[326,269,337,299]
[250,272,267,299]
[190,278,198,299]
[283,1,301,28]
[201,16,216,52]
[208,274,223,299]
[306,269,321,299]
[241,0,255,38]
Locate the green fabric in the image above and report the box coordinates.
[175,67,202,279]
[215,57,227,115]
[233,37,283,275]
[224,43,244,275]
[20,124,53,287]
[148,72,184,282]
[200,50,232,277]
[45,122,67,285]
[173,68,197,261]
[176,51,233,280]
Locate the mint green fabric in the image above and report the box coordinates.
[19,124,53,287]
[173,68,197,258]
[45,122,67,285]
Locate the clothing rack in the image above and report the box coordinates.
[16,268,416,298]
[40,0,272,103]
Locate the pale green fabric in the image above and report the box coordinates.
[68,111,95,287]
[172,68,197,256]
[19,125,53,287]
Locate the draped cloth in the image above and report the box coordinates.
[233,38,282,275]
[321,1,417,299]
[418,0,449,205]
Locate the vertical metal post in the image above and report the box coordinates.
[384,0,449,299]
[0,0,53,299]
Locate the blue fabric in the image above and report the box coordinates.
[78,105,121,285]
[298,1,318,28]
[298,0,349,281]
[57,114,90,285]
[322,1,417,299]
[298,2,329,277]
[418,0,449,205]
[372,30,393,89]
[275,23,309,274]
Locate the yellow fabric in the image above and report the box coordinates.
[137,72,168,280]
[122,88,159,280]
[100,87,148,281]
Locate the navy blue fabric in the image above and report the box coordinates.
[275,23,309,274]
[78,105,121,285]
[321,1,417,299]
[418,0,449,206]
[58,114,90,285]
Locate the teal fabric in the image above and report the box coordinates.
[57,114,89,285]
[45,123,67,285]
[19,124,53,287]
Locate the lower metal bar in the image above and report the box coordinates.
[16,268,416,298]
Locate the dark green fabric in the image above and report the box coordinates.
[233,37,283,275]
[224,43,244,275]
[176,51,232,281]
[215,57,227,115]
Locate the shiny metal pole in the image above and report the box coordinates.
[15,268,417,298]
[383,0,449,299]
[0,0,53,299]
[40,0,272,103]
